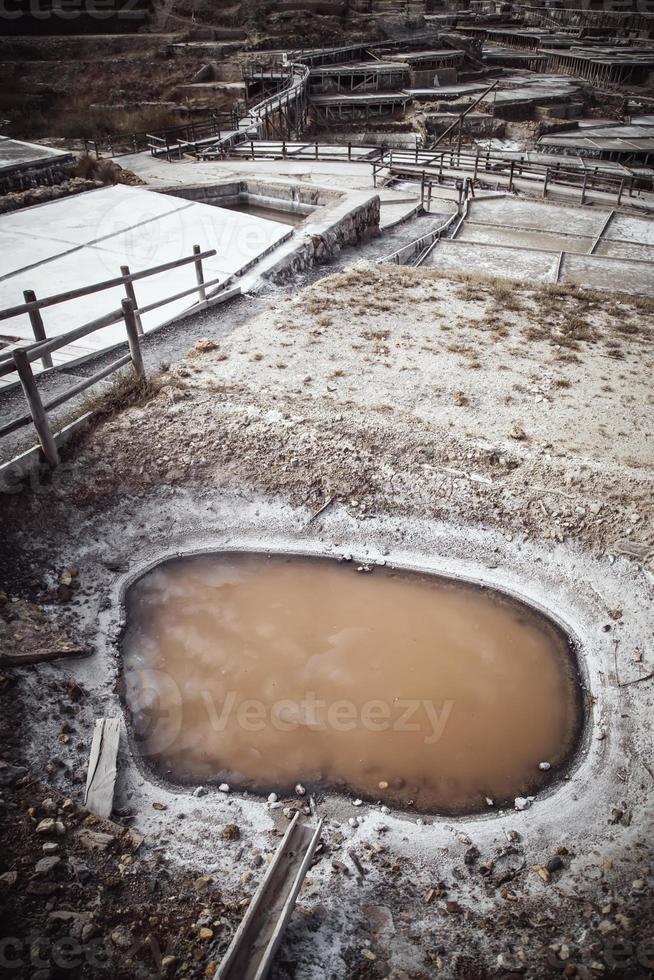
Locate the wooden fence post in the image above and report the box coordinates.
[23,290,53,370]
[193,245,207,303]
[120,266,143,336]
[13,348,60,466]
[617,178,624,205]
[121,299,145,381]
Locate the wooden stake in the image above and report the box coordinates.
[13,348,59,466]
[192,244,207,303]
[121,299,145,381]
[120,266,143,336]
[23,290,53,370]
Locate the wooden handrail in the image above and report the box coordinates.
[0,308,125,373]
[0,249,217,323]
[223,140,645,196]
[136,273,224,317]
[0,353,132,439]
[0,243,227,469]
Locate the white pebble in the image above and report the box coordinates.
[268,793,278,803]
[352,799,363,807]
[218,783,230,793]
[295,783,306,796]
[539,762,551,771]
[348,817,359,827]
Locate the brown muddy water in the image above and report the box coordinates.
[221,202,308,227]
[121,553,583,815]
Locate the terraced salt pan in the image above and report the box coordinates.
[425,240,559,282]
[465,196,610,237]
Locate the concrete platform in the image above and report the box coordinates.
[539,123,654,156]
[0,185,290,375]
[0,137,73,177]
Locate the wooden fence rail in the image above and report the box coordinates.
[221,139,651,205]
[82,110,240,159]
[0,248,216,327]
[0,245,218,468]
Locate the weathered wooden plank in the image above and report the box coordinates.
[12,348,59,466]
[215,813,323,980]
[121,299,145,381]
[84,718,121,819]
[23,289,53,370]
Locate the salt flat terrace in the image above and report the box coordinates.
[423,196,654,296]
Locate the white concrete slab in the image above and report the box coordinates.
[0,184,290,362]
[563,252,654,297]
[459,222,593,254]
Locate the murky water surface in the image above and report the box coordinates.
[221,202,308,226]
[122,554,582,814]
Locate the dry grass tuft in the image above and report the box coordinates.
[80,369,165,422]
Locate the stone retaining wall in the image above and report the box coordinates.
[262,192,381,282]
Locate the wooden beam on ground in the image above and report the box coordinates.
[84,718,121,819]
[215,813,323,980]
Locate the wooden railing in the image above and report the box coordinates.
[221,139,652,204]
[0,246,218,468]
[377,211,460,267]
[83,111,240,159]
[381,147,644,205]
